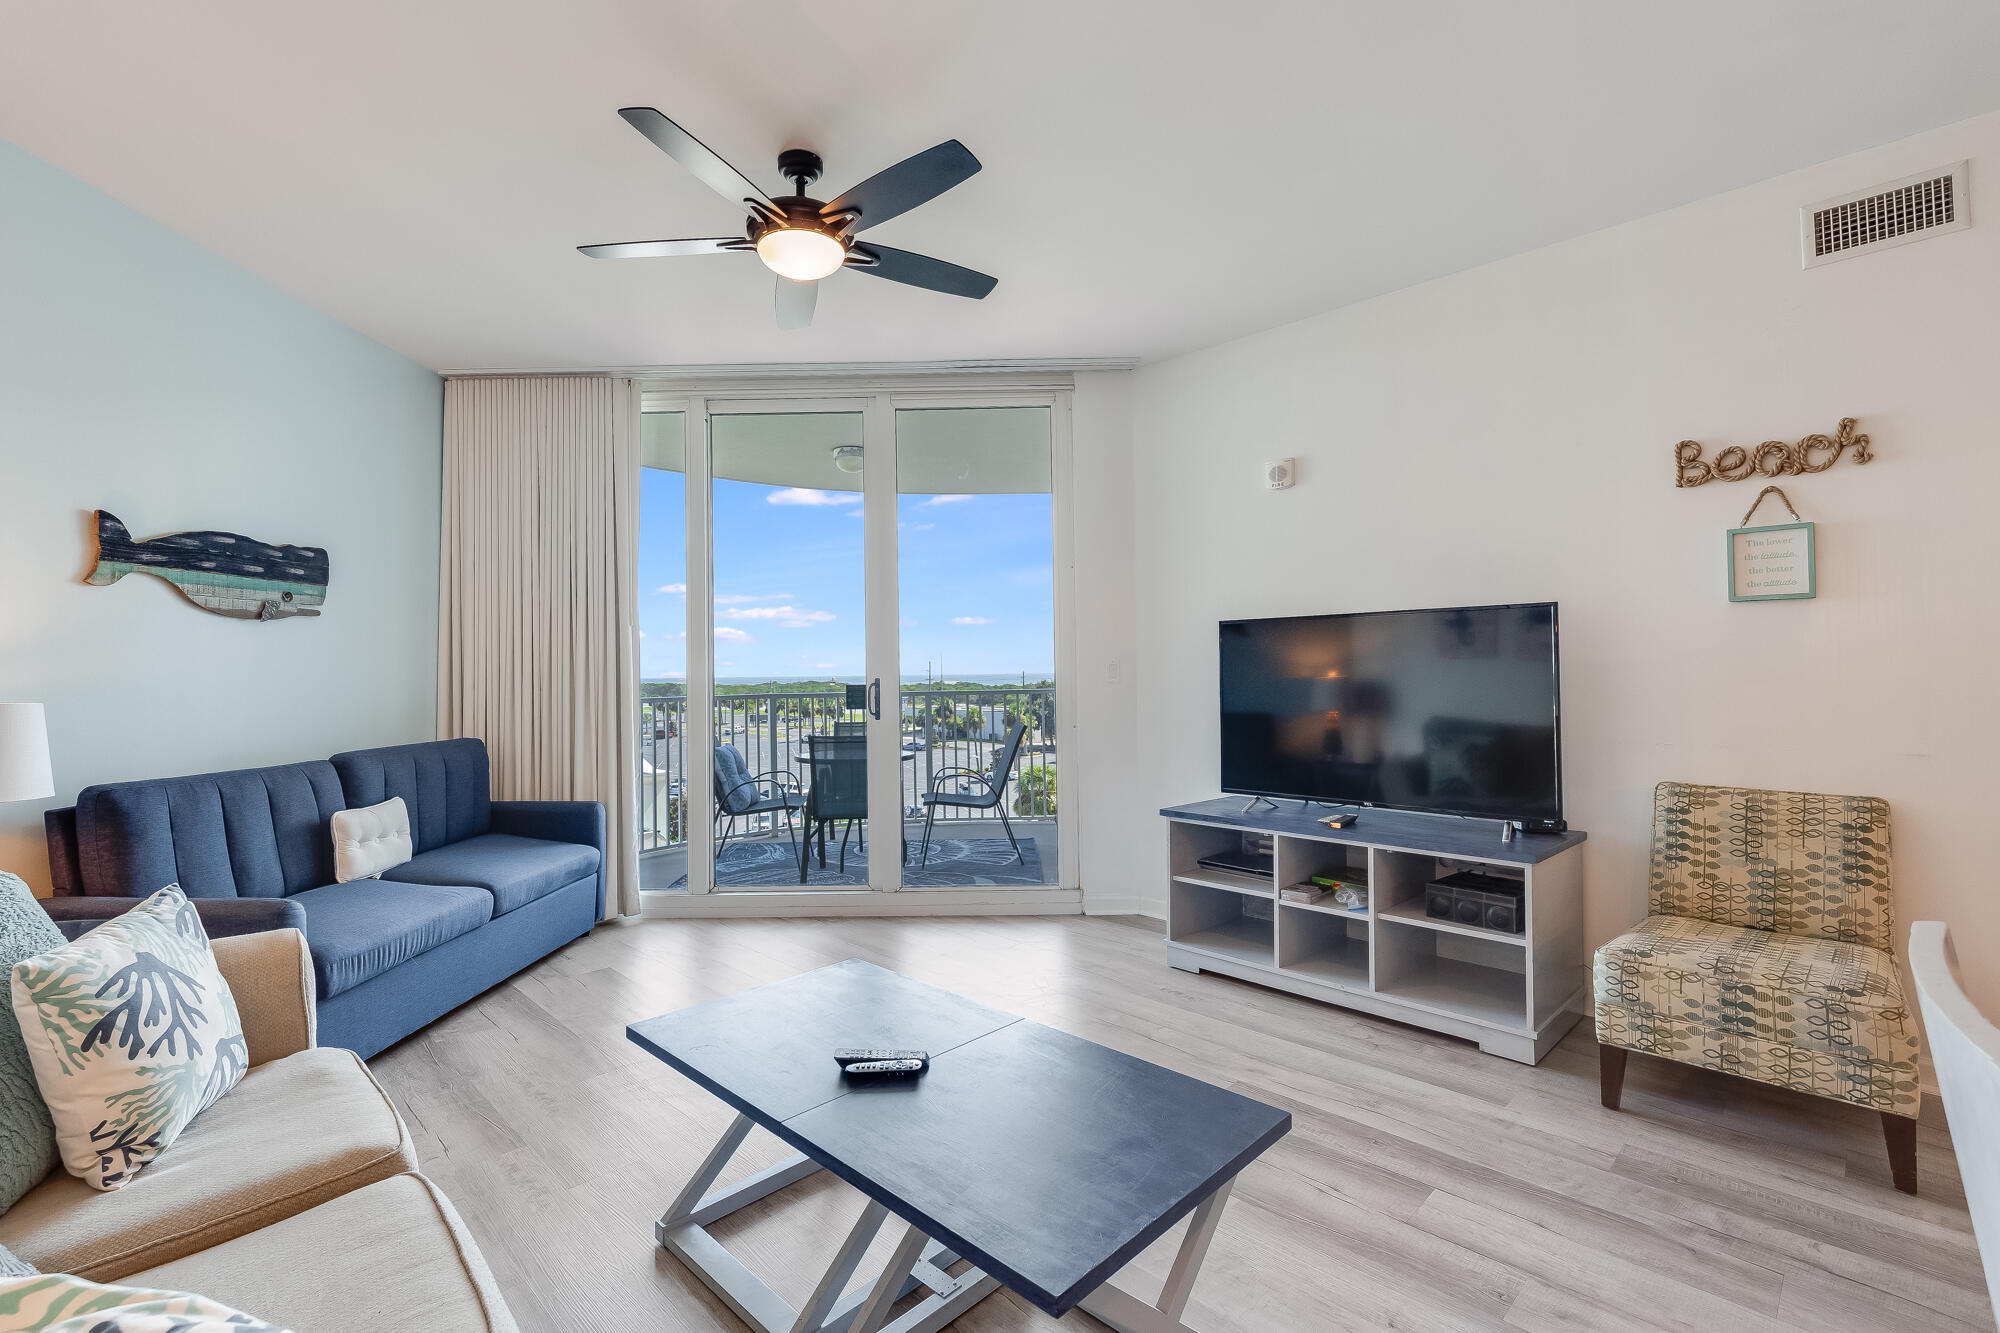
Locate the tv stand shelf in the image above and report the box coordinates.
[1160,798,1587,1064]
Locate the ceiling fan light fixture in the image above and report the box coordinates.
[756,227,846,282]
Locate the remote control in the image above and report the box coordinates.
[841,1058,927,1077]
[834,1048,928,1066]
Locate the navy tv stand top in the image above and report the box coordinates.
[1160,796,1587,866]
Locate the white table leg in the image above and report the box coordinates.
[791,1199,889,1333]
[848,1222,929,1333]
[655,1118,971,1333]
[1077,1176,1237,1333]
[660,1112,754,1228]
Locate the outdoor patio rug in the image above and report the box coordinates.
[668,836,1046,889]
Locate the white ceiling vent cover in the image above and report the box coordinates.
[1801,161,1970,269]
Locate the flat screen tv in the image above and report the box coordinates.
[1219,602,1562,823]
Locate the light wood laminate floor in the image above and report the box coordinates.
[368,914,1991,1333]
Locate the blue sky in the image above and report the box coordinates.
[638,470,1054,681]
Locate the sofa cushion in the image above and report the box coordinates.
[73,762,345,900]
[330,739,492,855]
[1595,913,1921,1115]
[289,881,492,999]
[383,834,600,916]
[0,1047,414,1281]
[127,1173,517,1333]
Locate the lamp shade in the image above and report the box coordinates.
[0,704,54,803]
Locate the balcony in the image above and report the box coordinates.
[639,685,1058,890]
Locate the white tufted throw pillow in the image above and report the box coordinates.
[330,797,413,882]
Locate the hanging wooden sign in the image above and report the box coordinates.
[1676,417,1873,487]
[1727,487,1815,602]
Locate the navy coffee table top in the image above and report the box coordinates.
[627,959,1291,1317]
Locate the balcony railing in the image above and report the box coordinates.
[639,686,1056,853]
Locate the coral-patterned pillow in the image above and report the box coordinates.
[8,887,246,1190]
[0,1273,289,1331]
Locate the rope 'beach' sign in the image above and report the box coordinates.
[1677,418,1872,487]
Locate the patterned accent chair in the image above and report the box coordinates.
[1595,782,1921,1193]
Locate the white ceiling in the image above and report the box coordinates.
[3,2,1998,373]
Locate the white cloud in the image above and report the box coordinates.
[922,494,974,506]
[637,630,645,639]
[901,521,935,533]
[723,606,835,627]
[714,626,753,642]
[714,592,791,605]
[657,583,686,595]
[767,488,861,507]
[952,616,993,625]
[815,662,837,670]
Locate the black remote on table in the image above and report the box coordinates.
[834,1048,928,1066]
[841,1058,927,1078]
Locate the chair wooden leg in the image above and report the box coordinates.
[1882,1112,1918,1195]
[1599,1044,1628,1111]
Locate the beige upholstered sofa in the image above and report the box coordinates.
[0,929,517,1331]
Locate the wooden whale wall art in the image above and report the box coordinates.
[85,510,329,621]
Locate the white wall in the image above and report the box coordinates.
[1123,111,2000,1010]
[1068,372,1145,912]
[0,139,444,892]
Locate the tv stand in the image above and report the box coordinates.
[1239,795,1283,814]
[1160,798,1588,1064]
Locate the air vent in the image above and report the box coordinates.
[1801,161,1970,269]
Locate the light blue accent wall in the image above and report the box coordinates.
[0,138,444,892]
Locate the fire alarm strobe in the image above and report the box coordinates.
[1264,458,1296,490]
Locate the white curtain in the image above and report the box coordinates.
[439,375,641,918]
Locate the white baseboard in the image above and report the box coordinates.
[639,887,1082,918]
[1082,895,1165,919]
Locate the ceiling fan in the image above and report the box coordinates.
[579,108,997,330]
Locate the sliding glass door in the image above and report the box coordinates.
[708,405,886,889]
[638,390,1068,900]
[637,411,689,889]
[896,407,1059,887]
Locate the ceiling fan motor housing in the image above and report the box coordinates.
[776,148,824,189]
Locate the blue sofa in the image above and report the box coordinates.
[43,738,603,1058]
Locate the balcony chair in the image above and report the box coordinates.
[1596,782,1921,1192]
[803,732,883,878]
[917,722,1027,868]
[712,742,802,871]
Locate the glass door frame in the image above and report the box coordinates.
[642,378,1080,907]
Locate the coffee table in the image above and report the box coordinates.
[627,959,1289,1333]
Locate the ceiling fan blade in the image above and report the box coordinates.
[774,276,818,330]
[848,243,997,300]
[820,140,981,232]
[577,237,750,259]
[617,107,774,209]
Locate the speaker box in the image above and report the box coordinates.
[1424,870,1525,935]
